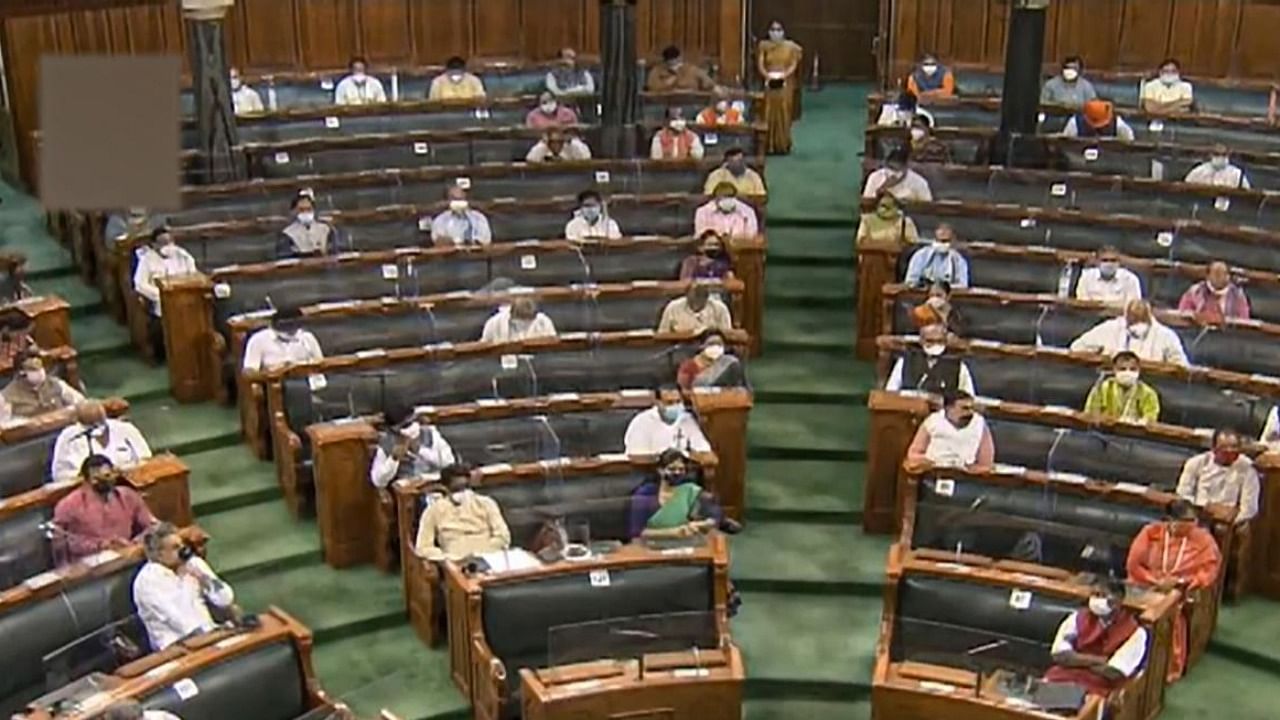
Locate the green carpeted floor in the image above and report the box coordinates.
[1,84,1278,719]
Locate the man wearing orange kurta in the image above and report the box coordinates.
[1125,499,1221,682]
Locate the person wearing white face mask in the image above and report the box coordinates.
[1083,351,1160,423]
[756,19,803,154]
[677,332,745,389]
[50,401,152,482]
[1075,246,1143,307]
[862,147,933,202]
[278,194,338,258]
[526,129,592,162]
[228,67,264,115]
[133,228,197,322]
[650,108,705,160]
[242,306,324,372]
[905,52,955,102]
[1045,578,1149,697]
[525,91,579,129]
[1177,259,1251,323]
[884,323,974,395]
[2,355,83,418]
[903,223,968,288]
[908,115,951,164]
[428,56,486,101]
[645,46,717,92]
[565,190,622,241]
[1070,299,1188,366]
[1140,58,1194,114]
[1040,56,1097,108]
[624,386,712,456]
[414,463,510,562]
[479,296,557,344]
[694,182,759,238]
[370,417,457,489]
[334,56,387,106]
[430,186,492,246]
[1184,143,1251,189]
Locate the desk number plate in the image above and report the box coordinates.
[501,354,518,370]
[413,142,430,155]
[589,570,611,587]
[1083,148,1099,161]
[324,116,340,129]
[595,170,611,184]
[274,152,290,165]
[1009,589,1032,610]
[172,678,199,701]
[934,479,955,497]
[521,254,537,270]
[1215,196,1231,212]
[456,177,472,189]
[381,264,399,280]
[1050,183,1067,197]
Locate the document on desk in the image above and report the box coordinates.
[479,548,541,573]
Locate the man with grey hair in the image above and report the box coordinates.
[103,700,182,720]
[132,522,236,650]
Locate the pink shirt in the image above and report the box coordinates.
[52,484,156,562]
[694,200,759,238]
[525,106,579,129]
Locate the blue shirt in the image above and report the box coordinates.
[904,245,969,288]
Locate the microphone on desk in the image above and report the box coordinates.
[965,638,1010,699]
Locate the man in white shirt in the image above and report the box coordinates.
[624,388,711,455]
[50,401,152,483]
[1045,578,1149,696]
[565,190,622,241]
[526,129,592,162]
[1184,143,1251,189]
[1070,300,1188,366]
[658,284,733,335]
[430,186,492,246]
[133,228,197,317]
[1140,59,1194,114]
[242,307,324,372]
[228,67,264,115]
[133,522,236,650]
[334,56,387,106]
[903,391,995,473]
[861,148,933,202]
[1075,246,1143,307]
[1176,427,1259,523]
[884,323,975,395]
[480,297,557,343]
[369,418,456,488]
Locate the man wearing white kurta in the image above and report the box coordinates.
[1075,248,1143,307]
[50,401,152,483]
[1070,300,1188,366]
[133,229,196,317]
[369,420,456,488]
[133,523,235,650]
[904,391,995,472]
[242,308,324,372]
[1176,428,1260,523]
[624,390,711,456]
[1184,144,1251,189]
[333,57,387,106]
[479,298,558,343]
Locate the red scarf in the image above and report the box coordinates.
[658,129,695,159]
[1044,609,1141,695]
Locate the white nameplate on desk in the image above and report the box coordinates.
[82,550,120,568]
[993,464,1027,476]
[1048,472,1089,485]
[918,680,956,694]
[145,660,182,679]
[1113,482,1149,495]
[476,398,506,407]
[547,393,580,402]
[597,453,630,463]
[24,571,61,591]
[672,668,710,678]
[214,634,251,650]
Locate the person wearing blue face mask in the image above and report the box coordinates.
[1075,246,1143,308]
[564,190,622,241]
[623,386,712,456]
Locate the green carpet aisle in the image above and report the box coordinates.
[0,83,1276,718]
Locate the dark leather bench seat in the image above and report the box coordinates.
[140,639,309,720]
[436,407,639,472]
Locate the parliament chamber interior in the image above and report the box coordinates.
[0,0,1277,718]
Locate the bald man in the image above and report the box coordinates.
[1070,300,1188,366]
[50,401,152,482]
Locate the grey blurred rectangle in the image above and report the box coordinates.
[39,54,181,211]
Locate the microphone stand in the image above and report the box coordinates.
[965,638,1009,699]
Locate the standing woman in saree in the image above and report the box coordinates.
[757,21,803,155]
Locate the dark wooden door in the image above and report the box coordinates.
[750,0,881,80]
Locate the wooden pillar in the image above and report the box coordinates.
[729,237,765,356]
[18,295,71,349]
[691,387,752,521]
[124,453,193,527]
[181,0,244,184]
[308,420,379,569]
[855,245,898,361]
[1250,453,1280,599]
[159,273,220,403]
[863,390,928,534]
[600,0,640,159]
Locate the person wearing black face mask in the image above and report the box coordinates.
[904,390,994,474]
[626,449,739,540]
[242,305,324,372]
[51,454,157,563]
[679,231,735,281]
[884,322,974,395]
[414,463,511,562]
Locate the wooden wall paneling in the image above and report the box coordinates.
[1116,0,1174,71]
[357,0,414,65]
[471,0,522,59]
[1046,0,1123,71]
[945,0,986,68]
[580,0,601,56]
[520,0,590,61]
[226,0,302,71]
[714,0,744,83]
[1167,0,1230,77]
[1235,0,1280,80]
[981,0,1006,67]
[296,0,356,70]
[67,9,113,53]
[409,0,470,64]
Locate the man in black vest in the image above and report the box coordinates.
[1062,99,1135,142]
[884,323,975,395]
